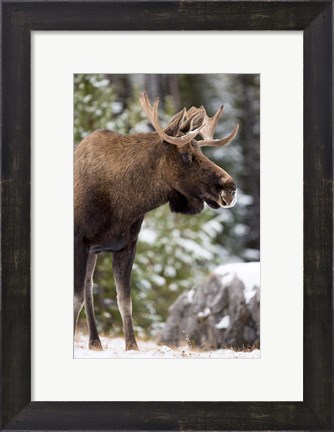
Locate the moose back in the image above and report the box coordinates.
[74,92,238,351]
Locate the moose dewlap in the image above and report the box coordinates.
[74,92,239,351]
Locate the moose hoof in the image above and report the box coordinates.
[89,339,103,351]
[125,343,139,351]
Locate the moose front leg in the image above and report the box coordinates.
[112,240,139,351]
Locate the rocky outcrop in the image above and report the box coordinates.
[160,262,260,349]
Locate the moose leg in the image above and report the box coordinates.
[84,253,102,350]
[112,241,139,351]
[74,238,89,336]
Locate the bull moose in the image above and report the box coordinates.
[74,92,239,351]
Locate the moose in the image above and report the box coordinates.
[74,92,239,351]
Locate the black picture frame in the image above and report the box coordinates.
[1,1,333,430]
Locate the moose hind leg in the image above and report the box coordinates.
[74,293,84,334]
[112,241,139,351]
[74,238,89,338]
[85,253,103,350]
[74,237,101,350]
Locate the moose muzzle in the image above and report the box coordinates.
[219,184,237,208]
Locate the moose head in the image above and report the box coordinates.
[139,92,238,215]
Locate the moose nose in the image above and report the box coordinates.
[221,184,237,208]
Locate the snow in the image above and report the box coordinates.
[139,227,157,244]
[233,223,249,237]
[243,248,261,261]
[202,219,223,237]
[176,238,214,260]
[74,335,260,359]
[164,266,176,278]
[214,262,260,304]
[90,77,109,88]
[150,274,166,286]
[236,193,254,206]
[187,289,195,303]
[111,101,123,114]
[215,315,230,329]
[220,271,236,286]
[197,307,211,319]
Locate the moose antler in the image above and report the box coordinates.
[178,105,239,147]
[178,107,205,133]
[139,92,205,147]
[140,92,239,148]
[195,106,239,147]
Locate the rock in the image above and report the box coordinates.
[159,262,260,349]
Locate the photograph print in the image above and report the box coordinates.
[74,73,260,359]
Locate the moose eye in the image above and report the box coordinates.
[181,152,193,165]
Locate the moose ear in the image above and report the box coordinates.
[164,109,186,137]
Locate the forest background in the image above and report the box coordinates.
[74,73,260,339]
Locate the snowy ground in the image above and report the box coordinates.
[74,334,260,359]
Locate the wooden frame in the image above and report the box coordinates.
[1,1,332,430]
